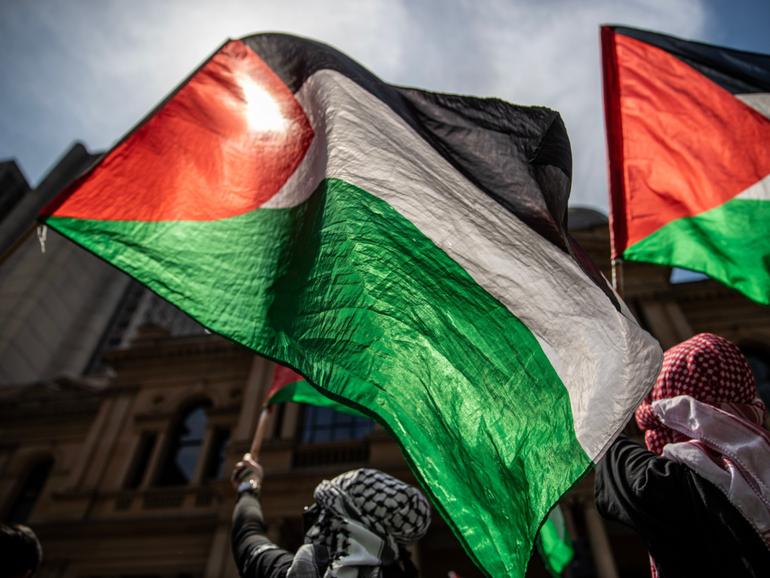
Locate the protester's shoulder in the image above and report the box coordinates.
[601,436,686,476]
[596,436,695,500]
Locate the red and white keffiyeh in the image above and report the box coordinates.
[635,333,770,576]
[635,333,765,454]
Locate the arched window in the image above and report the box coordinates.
[301,406,373,444]
[157,401,211,486]
[6,457,54,523]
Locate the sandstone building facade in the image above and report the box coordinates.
[1,146,769,578]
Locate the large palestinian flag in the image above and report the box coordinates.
[602,25,770,304]
[270,362,575,575]
[42,34,661,576]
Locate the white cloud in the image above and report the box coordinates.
[473,0,708,208]
[1,0,710,210]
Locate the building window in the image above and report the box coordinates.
[124,432,157,489]
[157,401,211,486]
[669,267,708,284]
[301,406,373,444]
[742,346,770,408]
[6,458,54,523]
[203,427,230,481]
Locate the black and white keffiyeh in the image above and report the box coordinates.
[288,468,431,578]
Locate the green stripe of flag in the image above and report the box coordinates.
[537,506,574,576]
[47,177,590,576]
[625,198,770,304]
[266,373,574,575]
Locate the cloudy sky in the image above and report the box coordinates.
[1,0,768,210]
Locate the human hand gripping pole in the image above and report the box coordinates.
[230,451,264,495]
[230,404,271,495]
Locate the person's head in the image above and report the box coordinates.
[0,524,42,578]
[635,332,766,454]
[304,468,431,569]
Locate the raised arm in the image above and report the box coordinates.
[231,454,294,578]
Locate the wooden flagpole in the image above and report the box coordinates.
[611,258,625,298]
[248,406,271,458]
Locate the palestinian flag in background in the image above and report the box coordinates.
[266,364,363,417]
[602,25,770,304]
[537,505,574,576]
[42,34,661,577]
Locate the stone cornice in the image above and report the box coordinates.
[31,511,218,538]
[0,379,104,418]
[133,402,241,423]
[102,334,250,366]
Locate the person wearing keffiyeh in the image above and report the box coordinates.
[595,333,770,577]
[230,454,430,578]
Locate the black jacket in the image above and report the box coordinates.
[232,493,297,578]
[595,436,770,577]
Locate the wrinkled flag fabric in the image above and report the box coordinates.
[602,25,770,304]
[42,34,661,576]
[271,363,573,574]
[537,505,574,576]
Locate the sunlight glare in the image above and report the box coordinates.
[240,76,288,133]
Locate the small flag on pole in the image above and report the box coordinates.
[537,506,574,576]
[266,364,364,417]
[602,25,770,304]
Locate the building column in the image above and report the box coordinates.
[67,397,113,489]
[280,404,301,440]
[79,393,134,491]
[233,356,272,447]
[584,501,619,578]
[142,429,169,488]
[411,542,422,573]
[205,516,234,578]
[638,299,693,349]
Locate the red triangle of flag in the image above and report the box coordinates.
[605,31,770,253]
[47,40,314,222]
